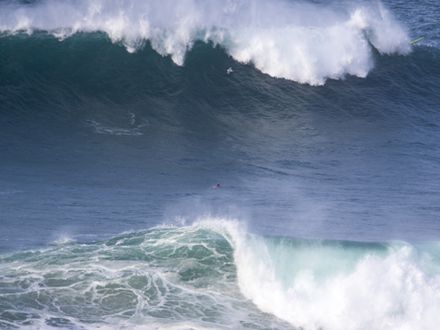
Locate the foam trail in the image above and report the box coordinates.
[0,0,410,85]
[195,218,440,330]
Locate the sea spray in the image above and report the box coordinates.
[0,0,410,85]
[193,218,440,330]
[0,218,440,328]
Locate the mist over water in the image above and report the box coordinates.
[1,0,440,329]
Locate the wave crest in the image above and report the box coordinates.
[201,218,440,330]
[1,218,440,329]
[0,0,410,85]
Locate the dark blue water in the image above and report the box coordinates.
[1,38,440,251]
[0,0,440,329]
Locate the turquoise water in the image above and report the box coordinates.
[0,0,440,328]
[1,220,439,329]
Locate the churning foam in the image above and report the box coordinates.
[193,218,440,330]
[0,0,410,85]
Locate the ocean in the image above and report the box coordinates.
[0,0,439,329]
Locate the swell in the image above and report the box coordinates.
[1,34,440,179]
[0,0,411,85]
[1,33,439,121]
[0,219,439,329]
[1,16,440,248]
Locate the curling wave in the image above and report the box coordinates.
[1,218,439,329]
[0,0,411,85]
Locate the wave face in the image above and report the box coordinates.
[0,0,411,85]
[1,28,440,247]
[1,1,440,328]
[0,219,439,329]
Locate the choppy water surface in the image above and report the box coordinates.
[0,0,440,328]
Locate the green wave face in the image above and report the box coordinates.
[1,220,440,329]
[0,223,290,329]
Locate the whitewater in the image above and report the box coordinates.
[1,218,440,329]
[0,0,411,85]
[1,0,440,329]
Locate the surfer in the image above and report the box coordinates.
[410,36,424,45]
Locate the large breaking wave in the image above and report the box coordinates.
[0,0,411,85]
[1,1,440,329]
[1,218,439,329]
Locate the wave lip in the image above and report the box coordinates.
[194,218,440,330]
[1,218,438,329]
[0,0,410,85]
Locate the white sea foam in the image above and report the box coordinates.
[194,218,440,330]
[2,217,439,329]
[0,0,410,85]
[86,119,146,136]
[52,233,76,245]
